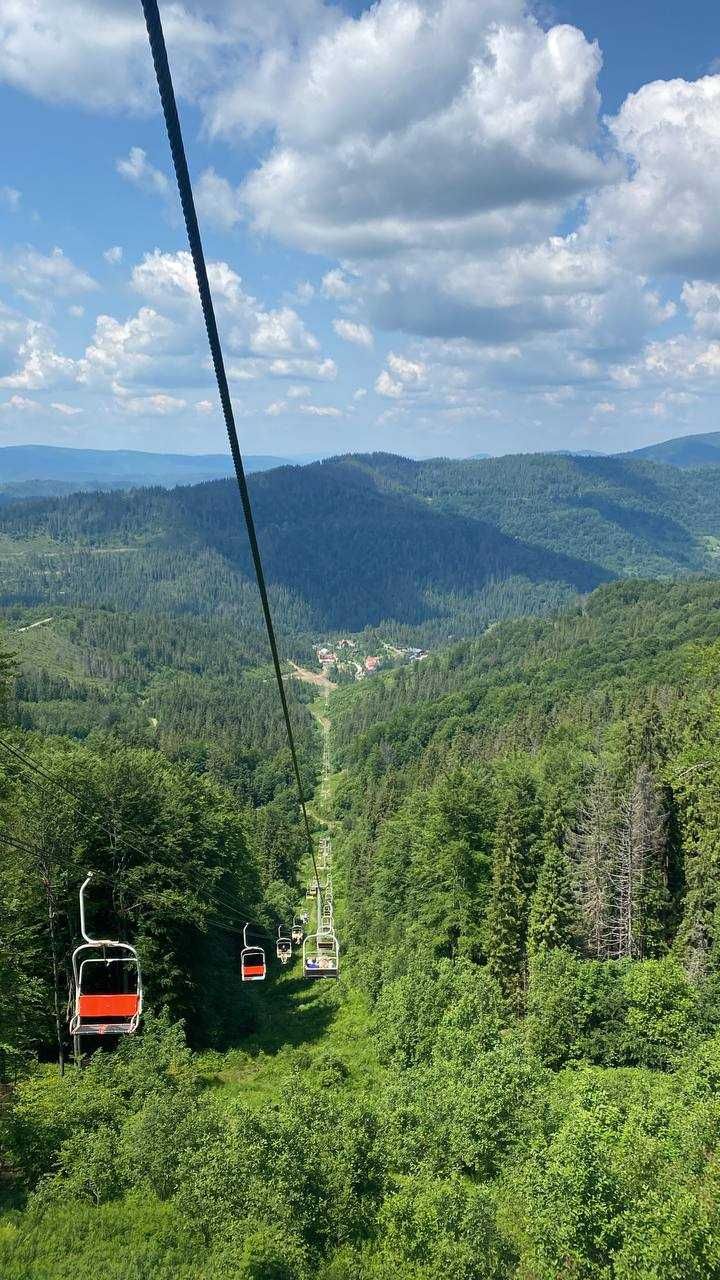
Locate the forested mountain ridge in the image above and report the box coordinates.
[5,577,720,1273]
[626,430,720,467]
[0,444,289,493]
[2,451,720,641]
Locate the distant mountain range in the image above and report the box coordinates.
[4,450,720,641]
[624,432,720,467]
[0,444,292,502]
[3,431,720,513]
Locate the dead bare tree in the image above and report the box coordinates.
[569,768,616,959]
[608,764,666,960]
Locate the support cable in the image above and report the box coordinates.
[139,0,324,911]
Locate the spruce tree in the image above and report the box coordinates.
[485,771,541,1007]
[527,846,579,957]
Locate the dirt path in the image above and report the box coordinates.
[16,617,53,633]
[288,661,336,692]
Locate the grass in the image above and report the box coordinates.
[11,617,108,690]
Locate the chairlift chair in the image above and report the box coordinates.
[241,923,266,982]
[291,917,304,946]
[276,925,292,965]
[303,930,339,979]
[69,873,142,1047]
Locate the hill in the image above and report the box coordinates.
[3,450,720,640]
[625,430,720,467]
[5,577,720,1274]
[0,444,290,497]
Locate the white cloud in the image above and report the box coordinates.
[0,246,96,301]
[104,245,123,265]
[0,0,227,112]
[588,75,720,278]
[268,356,336,380]
[682,280,720,336]
[321,269,353,300]
[333,318,373,348]
[78,308,177,389]
[250,307,319,357]
[0,321,76,390]
[51,401,82,416]
[0,394,37,412]
[195,168,243,230]
[68,305,85,318]
[131,249,323,363]
[242,5,614,260]
[120,393,187,416]
[266,400,287,416]
[375,370,403,399]
[0,186,21,210]
[116,147,170,198]
[287,384,311,399]
[387,352,426,383]
[299,403,342,417]
[195,398,214,414]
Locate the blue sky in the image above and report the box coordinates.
[0,0,719,459]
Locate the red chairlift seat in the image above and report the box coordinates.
[241,924,266,982]
[69,875,142,1041]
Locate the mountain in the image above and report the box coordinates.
[3,450,720,641]
[0,444,291,497]
[624,430,720,467]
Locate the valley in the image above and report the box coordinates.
[4,465,720,1276]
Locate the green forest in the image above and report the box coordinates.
[4,451,720,642]
[4,517,720,1275]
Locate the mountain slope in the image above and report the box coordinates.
[0,444,290,494]
[625,430,720,467]
[2,451,720,638]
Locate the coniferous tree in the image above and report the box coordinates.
[485,770,542,1005]
[527,846,580,958]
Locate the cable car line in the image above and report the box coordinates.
[139,0,325,914]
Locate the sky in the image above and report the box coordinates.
[1,0,720,460]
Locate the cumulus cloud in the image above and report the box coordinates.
[116,147,170,198]
[104,246,123,265]
[333,319,373,348]
[321,269,353,300]
[242,5,615,259]
[195,168,243,230]
[0,246,97,301]
[0,0,227,112]
[588,75,720,278]
[77,307,182,391]
[0,321,76,390]
[682,281,720,336]
[120,392,188,416]
[131,249,322,362]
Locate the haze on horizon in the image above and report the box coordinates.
[1,0,719,461]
